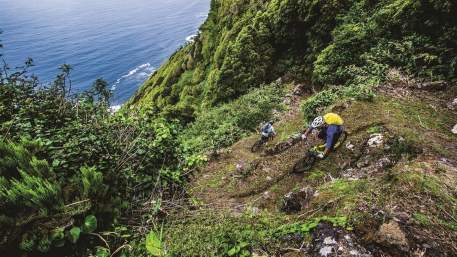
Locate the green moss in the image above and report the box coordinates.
[308,170,325,182]
[181,82,285,153]
[275,114,304,142]
[312,179,370,216]
[366,125,383,134]
[439,219,457,231]
[164,212,285,257]
[395,171,457,207]
[274,216,350,236]
[413,212,431,226]
[165,212,350,257]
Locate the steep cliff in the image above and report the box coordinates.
[128,0,457,122]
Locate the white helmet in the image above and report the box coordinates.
[311,116,324,128]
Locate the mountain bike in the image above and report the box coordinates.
[292,131,347,174]
[264,133,302,156]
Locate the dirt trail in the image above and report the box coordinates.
[189,88,312,212]
[188,83,457,216]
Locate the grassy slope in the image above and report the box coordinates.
[170,83,457,256]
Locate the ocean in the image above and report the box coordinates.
[0,0,210,106]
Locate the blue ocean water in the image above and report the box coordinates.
[0,0,210,106]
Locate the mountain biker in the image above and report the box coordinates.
[301,113,344,159]
[261,121,276,140]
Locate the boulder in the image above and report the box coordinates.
[374,221,409,252]
[280,187,314,213]
[310,223,372,257]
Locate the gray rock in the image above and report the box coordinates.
[452,124,457,134]
[236,161,245,173]
[246,206,260,216]
[311,223,372,257]
[368,134,384,148]
[415,80,447,91]
[375,157,392,169]
[356,157,371,168]
[447,98,457,110]
[346,142,355,151]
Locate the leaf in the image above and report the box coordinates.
[145,231,162,256]
[54,239,65,248]
[69,227,81,243]
[50,228,65,248]
[240,249,251,257]
[227,246,239,256]
[95,246,110,257]
[52,159,61,167]
[50,228,64,242]
[239,242,249,248]
[227,247,238,256]
[82,215,97,233]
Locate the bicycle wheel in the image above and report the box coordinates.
[292,153,316,173]
[264,141,291,156]
[251,140,264,153]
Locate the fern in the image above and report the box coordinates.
[80,166,104,198]
[1,170,61,210]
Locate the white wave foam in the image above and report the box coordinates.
[186,34,197,43]
[111,63,155,91]
[109,105,122,113]
[196,13,208,19]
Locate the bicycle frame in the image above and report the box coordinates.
[308,130,347,154]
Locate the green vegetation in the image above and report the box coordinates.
[181,81,285,153]
[164,213,276,257]
[0,44,185,256]
[163,212,349,257]
[129,0,457,121]
[413,212,431,226]
[2,0,457,256]
[313,179,370,216]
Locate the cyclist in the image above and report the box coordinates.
[261,121,276,140]
[301,113,344,159]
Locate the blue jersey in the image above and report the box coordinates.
[261,123,274,134]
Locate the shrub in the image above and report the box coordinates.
[181,82,285,153]
[0,139,63,252]
[0,52,185,255]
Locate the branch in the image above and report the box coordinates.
[88,232,110,250]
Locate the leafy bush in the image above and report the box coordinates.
[129,0,353,115]
[181,82,285,153]
[131,0,457,123]
[301,82,375,121]
[0,47,185,256]
[164,213,278,257]
[0,139,61,213]
[163,212,349,257]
